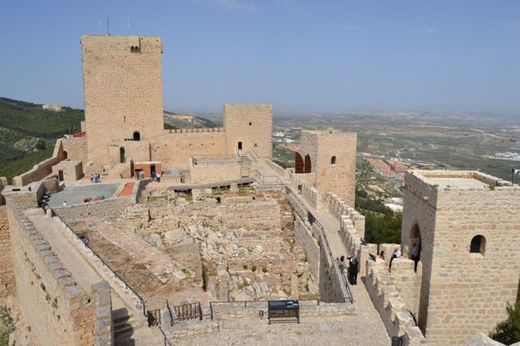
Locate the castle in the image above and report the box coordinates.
[0,35,518,346]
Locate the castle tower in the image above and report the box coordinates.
[297,130,357,206]
[223,104,272,158]
[401,170,520,345]
[81,35,164,168]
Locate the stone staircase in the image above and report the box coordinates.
[113,308,140,345]
[38,192,51,210]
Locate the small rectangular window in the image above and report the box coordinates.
[238,141,243,150]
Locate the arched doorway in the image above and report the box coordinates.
[410,223,421,272]
[304,154,312,173]
[119,147,126,163]
[133,131,141,141]
[295,152,304,173]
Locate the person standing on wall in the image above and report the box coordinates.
[347,255,359,285]
[411,243,420,272]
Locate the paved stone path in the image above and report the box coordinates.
[26,211,128,311]
[254,160,390,345]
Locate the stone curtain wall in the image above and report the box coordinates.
[0,206,15,302]
[6,201,96,345]
[81,36,164,167]
[13,139,66,186]
[365,260,426,345]
[62,136,88,163]
[152,131,227,169]
[223,104,273,159]
[293,213,320,279]
[190,160,243,185]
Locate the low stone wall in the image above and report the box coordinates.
[13,139,66,187]
[210,299,356,320]
[6,199,96,345]
[365,260,426,345]
[54,197,133,225]
[92,281,114,346]
[52,214,145,317]
[0,206,15,302]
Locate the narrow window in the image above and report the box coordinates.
[249,122,252,126]
[238,141,243,150]
[120,147,126,163]
[331,156,337,165]
[133,131,141,141]
[470,235,486,255]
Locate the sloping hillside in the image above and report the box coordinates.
[0,97,84,181]
[164,111,219,129]
[0,98,221,182]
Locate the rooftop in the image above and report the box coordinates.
[411,170,513,189]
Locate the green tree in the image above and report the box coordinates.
[490,287,520,344]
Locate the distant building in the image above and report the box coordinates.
[42,104,62,112]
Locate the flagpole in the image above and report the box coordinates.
[513,168,515,186]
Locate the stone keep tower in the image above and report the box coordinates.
[81,35,164,167]
[401,170,520,345]
[223,104,273,159]
[297,130,357,206]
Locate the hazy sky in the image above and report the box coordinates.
[1,0,519,115]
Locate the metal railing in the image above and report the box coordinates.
[284,187,354,304]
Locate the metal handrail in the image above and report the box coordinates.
[50,207,148,318]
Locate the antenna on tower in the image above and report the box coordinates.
[106,17,111,36]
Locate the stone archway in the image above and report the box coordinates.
[410,223,421,258]
[304,154,312,173]
[410,223,422,273]
[295,152,304,173]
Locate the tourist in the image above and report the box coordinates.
[347,255,359,285]
[337,255,346,273]
[411,243,420,272]
[379,250,385,261]
[388,247,401,273]
[62,200,67,207]
[156,171,161,183]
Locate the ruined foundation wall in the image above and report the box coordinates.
[6,202,96,345]
[219,197,281,230]
[0,206,15,302]
[293,213,320,279]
